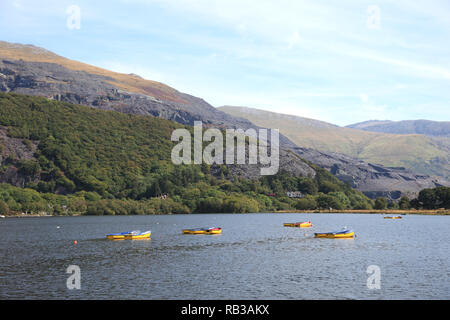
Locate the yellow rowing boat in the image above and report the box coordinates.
[106,230,136,240]
[182,227,222,235]
[284,221,313,228]
[106,230,151,240]
[314,229,355,239]
[124,231,151,240]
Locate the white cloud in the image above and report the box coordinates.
[111,1,450,124]
[4,0,449,125]
[360,94,369,103]
[287,31,300,49]
[367,5,382,30]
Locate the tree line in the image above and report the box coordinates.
[371,187,450,210]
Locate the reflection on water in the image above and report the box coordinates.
[0,213,449,299]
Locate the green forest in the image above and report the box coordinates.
[0,93,447,215]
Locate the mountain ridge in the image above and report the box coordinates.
[347,119,450,137]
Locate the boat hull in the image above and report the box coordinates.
[314,231,355,238]
[124,231,151,240]
[182,228,222,235]
[106,230,136,240]
[284,222,313,228]
[384,216,402,219]
[107,234,126,240]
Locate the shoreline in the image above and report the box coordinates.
[274,209,450,215]
[1,213,54,218]
[2,209,449,217]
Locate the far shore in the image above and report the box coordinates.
[275,209,450,215]
[1,209,449,217]
[1,213,55,218]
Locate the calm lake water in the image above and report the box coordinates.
[0,213,449,299]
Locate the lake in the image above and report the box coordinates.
[0,213,449,299]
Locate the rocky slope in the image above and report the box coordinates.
[293,146,447,200]
[0,41,252,129]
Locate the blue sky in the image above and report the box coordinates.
[1,0,449,126]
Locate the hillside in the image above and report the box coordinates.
[219,106,450,180]
[1,40,447,199]
[0,93,376,214]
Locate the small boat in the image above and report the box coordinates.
[383,216,402,219]
[124,230,151,240]
[314,228,355,239]
[284,221,313,228]
[106,230,139,240]
[182,227,222,235]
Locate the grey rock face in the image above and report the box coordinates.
[0,59,254,128]
[0,126,40,188]
[293,146,448,199]
[211,148,316,180]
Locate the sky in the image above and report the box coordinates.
[0,0,449,126]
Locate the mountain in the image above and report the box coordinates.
[219,106,449,199]
[347,119,450,137]
[219,106,450,179]
[0,92,375,214]
[1,40,447,200]
[0,41,299,153]
[0,41,253,129]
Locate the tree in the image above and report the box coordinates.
[387,200,399,209]
[418,188,437,209]
[328,192,351,209]
[434,186,450,209]
[317,193,344,210]
[398,196,410,210]
[418,187,450,209]
[319,181,340,194]
[374,197,388,210]
[148,181,162,197]
[295,196,317,210]
[0,200,9,215]
[298,178,318,195]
